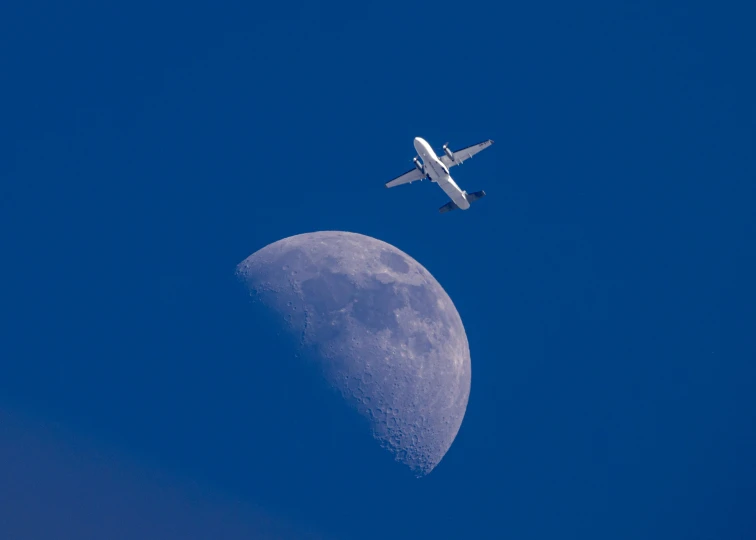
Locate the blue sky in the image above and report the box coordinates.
[2,1,755,538]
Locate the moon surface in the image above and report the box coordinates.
[235,231,471,476]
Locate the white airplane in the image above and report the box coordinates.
[385,137,494,213]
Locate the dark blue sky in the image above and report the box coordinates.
[2,1,755,538]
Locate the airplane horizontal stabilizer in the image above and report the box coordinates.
[439,200,459,213]
[465,190,486,203]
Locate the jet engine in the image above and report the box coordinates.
[413,156,424,174]
[442,143,455,161]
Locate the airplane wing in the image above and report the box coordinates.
[440,139,494,168]
[385,167,425,188]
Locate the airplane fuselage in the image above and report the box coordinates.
[413,137,471,210]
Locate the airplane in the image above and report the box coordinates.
[385,137,494,213]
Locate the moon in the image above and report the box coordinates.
[235,231,471,476]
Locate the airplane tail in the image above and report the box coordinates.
[465,190,486,203]
[438,201,459,213]
[438,190,487,213]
